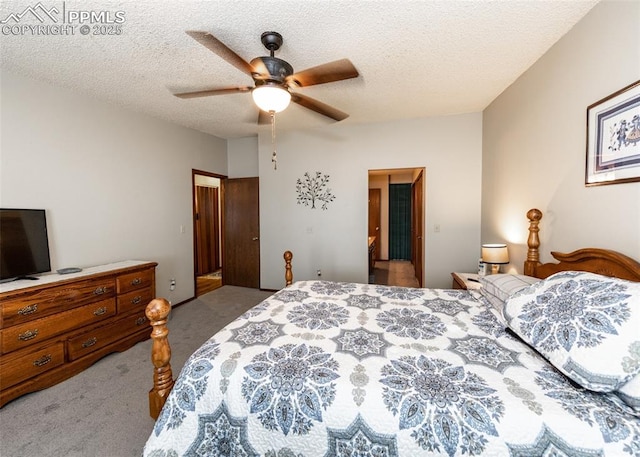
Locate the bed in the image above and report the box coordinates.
[142,208,640,456]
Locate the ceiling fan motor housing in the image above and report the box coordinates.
[251,56,293,84]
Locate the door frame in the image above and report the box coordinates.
[368,167,425,286]
[192,169,227,295]
[412,170,424,287]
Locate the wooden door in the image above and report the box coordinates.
[195,186,220,275]
[223,177,260,288]
[412,171,424,287]
[368,188,381,260]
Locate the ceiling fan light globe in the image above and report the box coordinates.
[252,85,291,113]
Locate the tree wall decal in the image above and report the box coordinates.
[296,171,336,210]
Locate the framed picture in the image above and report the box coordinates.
[585,80,640,186]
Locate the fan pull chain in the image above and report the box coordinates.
[270,111,277,170]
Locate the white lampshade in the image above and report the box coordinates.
[481,244,509,264]
[252,85,291,113]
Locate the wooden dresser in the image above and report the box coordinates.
[0,261,157,407]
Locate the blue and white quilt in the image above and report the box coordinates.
[143,280,640,457]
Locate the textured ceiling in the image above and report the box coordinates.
[0,0,599,139]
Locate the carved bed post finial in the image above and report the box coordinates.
[525,208,542,276]
[284,250,293,286]
[146,298,174,420]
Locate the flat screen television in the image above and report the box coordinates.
[0,208,52,282]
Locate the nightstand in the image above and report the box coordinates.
[451,272,482,290]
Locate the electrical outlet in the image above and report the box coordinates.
[169,278,176,291]
[317,269,322,277]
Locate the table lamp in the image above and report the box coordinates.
[481,243,509,274]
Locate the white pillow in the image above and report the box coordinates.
[479,274,540,313]
[504,271,640,393]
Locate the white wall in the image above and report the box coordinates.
[0,70,228,303]
[259,113,483,290]
[194,175,221,187]
[482,0,640,272]
[228,136,259,178]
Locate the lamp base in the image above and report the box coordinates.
[490,264,501,274]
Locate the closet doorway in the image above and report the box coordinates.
[389,183,412,260]
[368,168,425,287]
[193,170,224,296]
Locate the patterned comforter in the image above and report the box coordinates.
[143,281,640,457]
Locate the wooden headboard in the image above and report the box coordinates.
[524,208,640,281]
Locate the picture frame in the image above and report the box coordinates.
[585,79,640,186]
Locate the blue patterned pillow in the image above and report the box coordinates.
[615,342,640,411]
[503,271,640,392]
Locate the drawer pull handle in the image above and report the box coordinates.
[18,304,39,316]
[93,307,107,316]
[94,286,106,295]
[131,295,142,305]
[33,354,52,367]
[135,316,147,326]
[131,278,142,286]
[82,337,98,348]
[18,329,39,341]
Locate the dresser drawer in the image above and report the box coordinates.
[1,278,115,328]
[117,269,154,295]
[117,287,153,315]
[1,298,116,354]
[0,342,65,389]
[67,310,149,361]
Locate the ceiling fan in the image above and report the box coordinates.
[173,30,359,123]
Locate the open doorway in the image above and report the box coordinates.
[193,170,225,296]
[368,168,425,287]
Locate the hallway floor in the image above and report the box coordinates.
[196,270,222,296]
[371,260,420,288]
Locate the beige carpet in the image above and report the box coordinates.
[0,286,272,457]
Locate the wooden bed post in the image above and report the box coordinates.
[146,298,174,420]
[284,250,293,286]
[525,208,542,276]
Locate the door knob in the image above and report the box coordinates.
[252,237,259,241]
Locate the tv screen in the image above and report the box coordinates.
[0,209,52,281]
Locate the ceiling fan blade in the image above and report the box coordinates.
[258,109,271,125]
[174,86,252,99]
[291,93,349,121]
[287,59,359,87]
[185,31,254,76]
